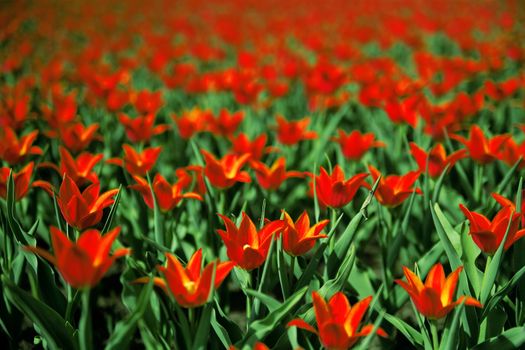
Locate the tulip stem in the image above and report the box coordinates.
[329,208,338,253]
[473,164,483,204]
[430,320,439,350]
[289,256,296,282]
[79,289,93,350]
[65,288,80,323]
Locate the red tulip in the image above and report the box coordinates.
[396,263,482,319]
[250,157,304,191]
[132,90,163,115]
[451,125,511,164]
[230,133,275,161]
[201,150,251,189]
[173,108,212,139]
[107,144,161,176]
[275,115,317,145]
[333,130,385,161]
[35,175,119,230]
[136,249,234,308]
[410,142,466,178]
[217,213,284,270]
[460,201,524,254]
[0,128,42,165]
[312,165,368,209]
[368,165,421,208]
[118,113,169,143]
[288,292,387,350]
[57,122,101,153]
[282,211,329,256]
[40,146,103,185]
[129,174,202,211]
[0,162,34,200]
[208,109,244,137]
[25,226,130,289]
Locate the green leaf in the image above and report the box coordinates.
[210,308,231,349]
[105,278,154,350]
[383,313,423,346]
[327,177,379,275]
[2,276,77,350]
[471,327,525,350]
[101,185,122,233]
[432,164,450,203]
[241,286,308,346]
[482,264,525,319]
[245,289,282,313]
[440,301,464,350]
[192,303,213,350]
[430,202,462,268]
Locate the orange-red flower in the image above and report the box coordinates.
[208,109,244,137]
[275,115,317,145]
[0,162,34,200]
[460,201,524,255]
[132,90,163,115]
[217,213,284,270]
[40,146,103,185]
[288,292,387,350]
[312,165,368,209]
[0,128,42,165]
[25,226,130,289]
[173,108,211,139]
[368,165,421,208]
[333,130,385,161]
[451,125,511,164]
[396,263,482,319]
[175,165,207,196]
[57,122,101,153]
[118,113,170,143]
[129,174,202,211]
[230,133,274,161]
[136,249,234,308]
[107,144,161,176]
[201,150,251,189]
[282,211,329,256]
[36,175,119,230]
[250,157,304,191]
[410,142,467,178]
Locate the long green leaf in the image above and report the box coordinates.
[3,277,77,350]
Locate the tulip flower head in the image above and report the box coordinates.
[38,146,103,185]
[275,115,317,145]
[460,199,524,255]
[312,165,368,209]
[0,128,42,165]
[410,142,466,178]
[396,263,482,319]
[129,174,202,212]
[0,162,34,200]
[288,292,387,350]
[137,249,234,308]
[35,175,119,230]
[107,144,161,176]
[217,213,284,270]
[368,165,421,208]
[57,122,100,153]
[25,226,130,289]
[201,150,251,189]
[451,125,511,164]
[282,210,329,256]
[250,157,304,191]
[333,130,385,161]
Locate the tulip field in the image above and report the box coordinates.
[2,0,525,349]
